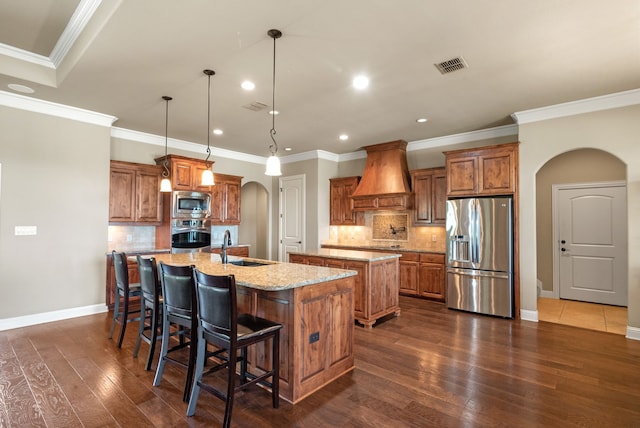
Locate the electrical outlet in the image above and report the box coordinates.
[126,234,133,242]
[15,226,37,236]
[309,331,320,344]
[432,234,438,242]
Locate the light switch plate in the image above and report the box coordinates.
[15,226,37,236]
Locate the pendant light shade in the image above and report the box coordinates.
[201,69,216,186]
[160,95,173,192]
[265,29,283,176]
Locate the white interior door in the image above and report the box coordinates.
[554,182,627,306]
[279,174,305,261]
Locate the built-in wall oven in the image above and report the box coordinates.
[171,218,211,253]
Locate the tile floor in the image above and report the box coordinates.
[537,297,628,335]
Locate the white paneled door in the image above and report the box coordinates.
[279,174,305,262]
[554,182,627,306]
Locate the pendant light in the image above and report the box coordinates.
[160,95,173,192]
[265,29,282,176]
[201,69,216,186]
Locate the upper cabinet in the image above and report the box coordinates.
[210,173,242,225]
[410,167,446,226]
[156,155,213,192]
[444,142,519,197]
[330,177,364,226]
[155,155,242,225]
[109,161,163,224]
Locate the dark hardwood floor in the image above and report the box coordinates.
[1,296,639,427]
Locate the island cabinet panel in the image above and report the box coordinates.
[288,252,400,329]
[236,277,354,404]
[211,246,249,257]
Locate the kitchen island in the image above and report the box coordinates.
[288,248,401,328]
[148,252,357,404]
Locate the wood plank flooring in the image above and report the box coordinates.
[1,296,639,427]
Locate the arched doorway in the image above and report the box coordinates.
[535,148,628,333]
[239,181,269,259]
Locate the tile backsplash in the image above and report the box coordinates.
[107,225,156,251]
[326,211,446,251]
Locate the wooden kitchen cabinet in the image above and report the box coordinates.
[109,161,163,224]
[398,252,419,295]
[330,177,364,226]
[411,167,446,225]
[158,155,213,192]
[210,173,241,225]
[445,142,519,197]
[211,246,249,257]
[418,253,446,301]
[288,252,400,328]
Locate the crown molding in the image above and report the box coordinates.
[110,127,266,165]
[50,0,103,67]
[280,150,340,164]
[408,124,518,151]
[512,88,640,124]
[0,90,116,126]
[0,43,55,68]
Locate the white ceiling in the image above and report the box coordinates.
[1,0,639,157]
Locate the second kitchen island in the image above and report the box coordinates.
[149,252,356,404]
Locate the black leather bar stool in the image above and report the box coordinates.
[134,256,162,370]
[187,269,282,428]
[153,262,197,402]
[108,251,142,348]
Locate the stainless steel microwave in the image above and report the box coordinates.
[172,191,211,218]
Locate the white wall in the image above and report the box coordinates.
[0,105,111,320]
[518,104,640,330]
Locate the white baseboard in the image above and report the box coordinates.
[0,304,108,331]
[520,309,538,322]
[626,326,640,341]
[539,290,555,299]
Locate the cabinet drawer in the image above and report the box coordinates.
[399,252,419,262]
[420,253,445,264]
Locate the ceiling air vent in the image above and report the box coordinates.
[242,101,269,112]
[434,56,468,74]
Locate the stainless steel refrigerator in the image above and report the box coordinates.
[446,197,514,318]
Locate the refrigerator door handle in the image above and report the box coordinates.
[447,267,510,280]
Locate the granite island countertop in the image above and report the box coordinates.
[144,252,357,292]
[288,248,401,262]
[321,243,445,254]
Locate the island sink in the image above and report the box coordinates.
[228,260,270,267]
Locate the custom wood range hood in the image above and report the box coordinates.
[350,140,413,211]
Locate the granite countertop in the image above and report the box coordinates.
[289,248,401,262]
[145,252,357,291]
[106,248,171,256]
[321,243,445,254]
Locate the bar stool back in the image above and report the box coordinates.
[134,256,162,370]
[108,251,142,348]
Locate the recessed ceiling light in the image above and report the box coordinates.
[8,83,34,94]
[339,134,349,141]
[284,147,292,151]
[352,75,369,90]
[269,110,279,115]
[213,129,223,135]
[416,118,428,123]
[241,80,255,90]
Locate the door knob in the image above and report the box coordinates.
[561,248,566,252]
[297,241,302,244]
[561,240,566,244]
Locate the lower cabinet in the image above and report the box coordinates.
[210,246,249,257]
[418,253,446,301]
[288,253,400,328]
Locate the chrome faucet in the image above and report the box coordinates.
[221,229,231,264]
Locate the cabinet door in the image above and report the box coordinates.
[478,149,516,195]
[224,180,241,224]
[344,260,367,319]
[329,182,346,224]
[432,171,447,224]
[209,183,223,224]
[399,260,419,295]
[325,258,345,269]
[412,171,433,225]
[418,254,445,301]
[136,170,162,222]
[172,160,194,190]
[329,177,363,226]
[446,156,477,196]
[109,168,136,222]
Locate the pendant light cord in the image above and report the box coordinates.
[162,96,172,178]
[205,71,212,166]
[269,30,281,156]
